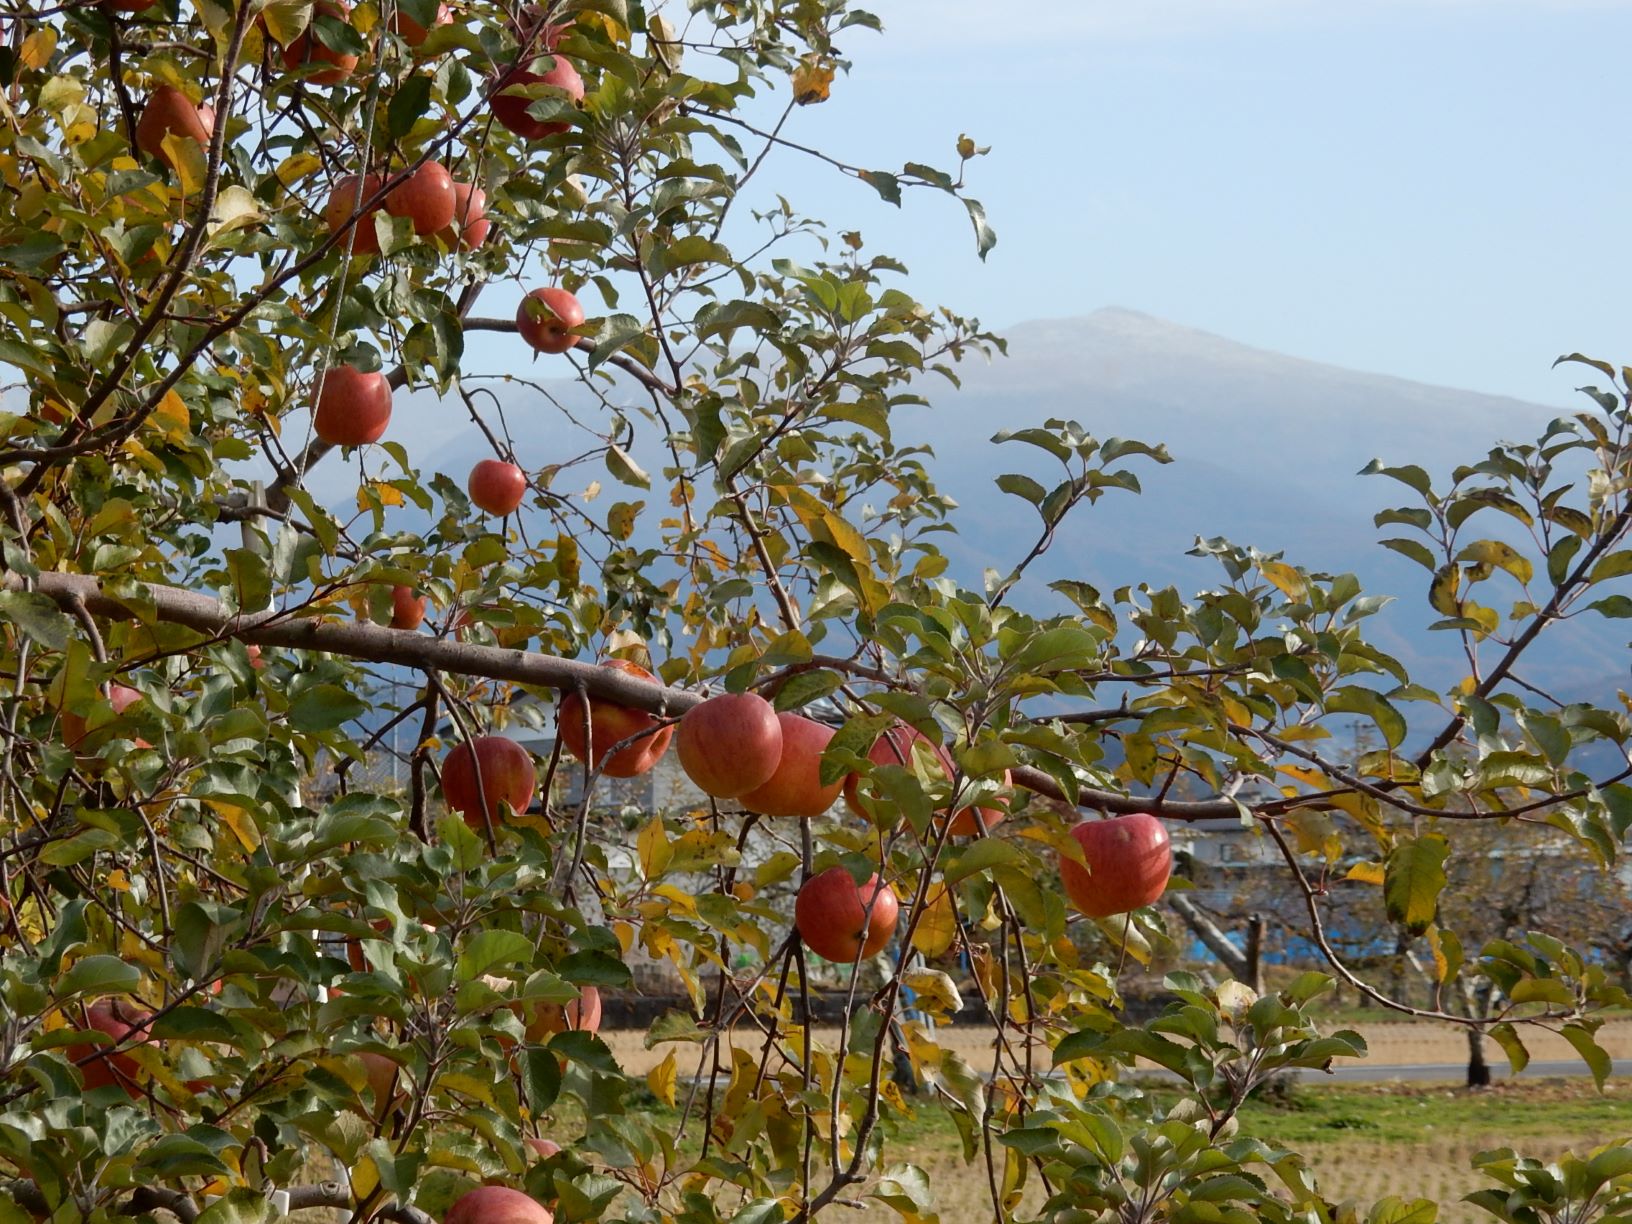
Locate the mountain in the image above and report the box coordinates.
[891,308,1620,701]
[334,307,1623,709]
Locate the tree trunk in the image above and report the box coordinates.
[1245,914,1265,995]
[1466,1026,1492,1087]
[1167,894,1254,986]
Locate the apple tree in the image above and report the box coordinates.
[0,2,1630,1223]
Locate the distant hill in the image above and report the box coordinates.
[892,308,1622,703]
[329,307,1627,712]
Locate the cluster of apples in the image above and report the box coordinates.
[126,0,591,522]
[435,669,1174,966]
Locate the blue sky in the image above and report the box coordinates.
[717,0,1632,407]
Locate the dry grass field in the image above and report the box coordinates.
[596,1018,1632,1222]
[856,1078,1631,1223]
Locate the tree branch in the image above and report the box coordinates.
[10,571,1245,822]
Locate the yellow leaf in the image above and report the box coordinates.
[150,389,190,442]
[646,1049,677,1108]
[166,132,209,197]
[910,881,957,958]
[261,0,316,47]
[901,968,962,1015]
[1346,860,1386,885]
[208,184,263,238]
[792,58,834,105]
[1429,563,1461,616]
[209,799,262,852]
[637,814,672,880]
[579,11,630,44]
[1277,763,1330,791]
[356,480,405,511]
[1260,560,1308,602]
[276,152,323,186]
[612,921,635,954]
[20,27,57,70]
[349,1153,379,1199]
[608,501,640,540]
[605,628,647,659]
[437,1073,497,1107]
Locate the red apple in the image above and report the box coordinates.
[135,86,212,169]
[490,55,584,139]
[61,683,142,749]
[525,1136,561,1159]
[313,365,391,447]
[390,585,426,630]
[795,868,898,963]
[443,735,536,830]
[446,1186,554,1224]
[279,1,360,85]
[356,1051,402,1119]
[557,659,672,778]
[739,714,844,818]
[440,182,491,249]
[389,1,450,46]
[323,172,384,256]
[676,692,783,799]
[64,998,152,1095]
[384,161,456,235]
[345,917,393,973]
[246,644,264,670]
[515,287,584,355]
[1060,814,1173,918]
[523,985,601,1039]
[468,459,528,516]
[843,724,1008,836]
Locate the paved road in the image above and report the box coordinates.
[1316,1057,1632,1083]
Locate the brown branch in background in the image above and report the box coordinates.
[11,570,1252,824]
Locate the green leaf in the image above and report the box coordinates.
[1589,551,1632,583]
[587,312,648,371]
[772,669,842,711]
[288,684,366,732]
[386,75,433,140]
[1326,687,1407,749]
[965,196,997,259]
[1487,1022,1529,1074]
[548,1029,619,1073]
[0,590,73,649]
[1360,460,1434,497]
[455,930,535,981]
[995,473,1046,506]
[696,299,779,341]
[943,837,1023,884]
[1380,538,1438,571]
[556,950,633,988]
[605,446,650,489]
[223,547,272,613]
[59,954,142,1000]
[1383,835,1448,935]
[1560,1022,1611,1089]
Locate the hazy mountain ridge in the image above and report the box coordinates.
[895,309,1622,704]
[362,307,1625,710]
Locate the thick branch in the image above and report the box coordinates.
[10,571,1244,822]
[1166,892,1252,981]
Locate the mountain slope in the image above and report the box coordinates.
[896,309,1614,699]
